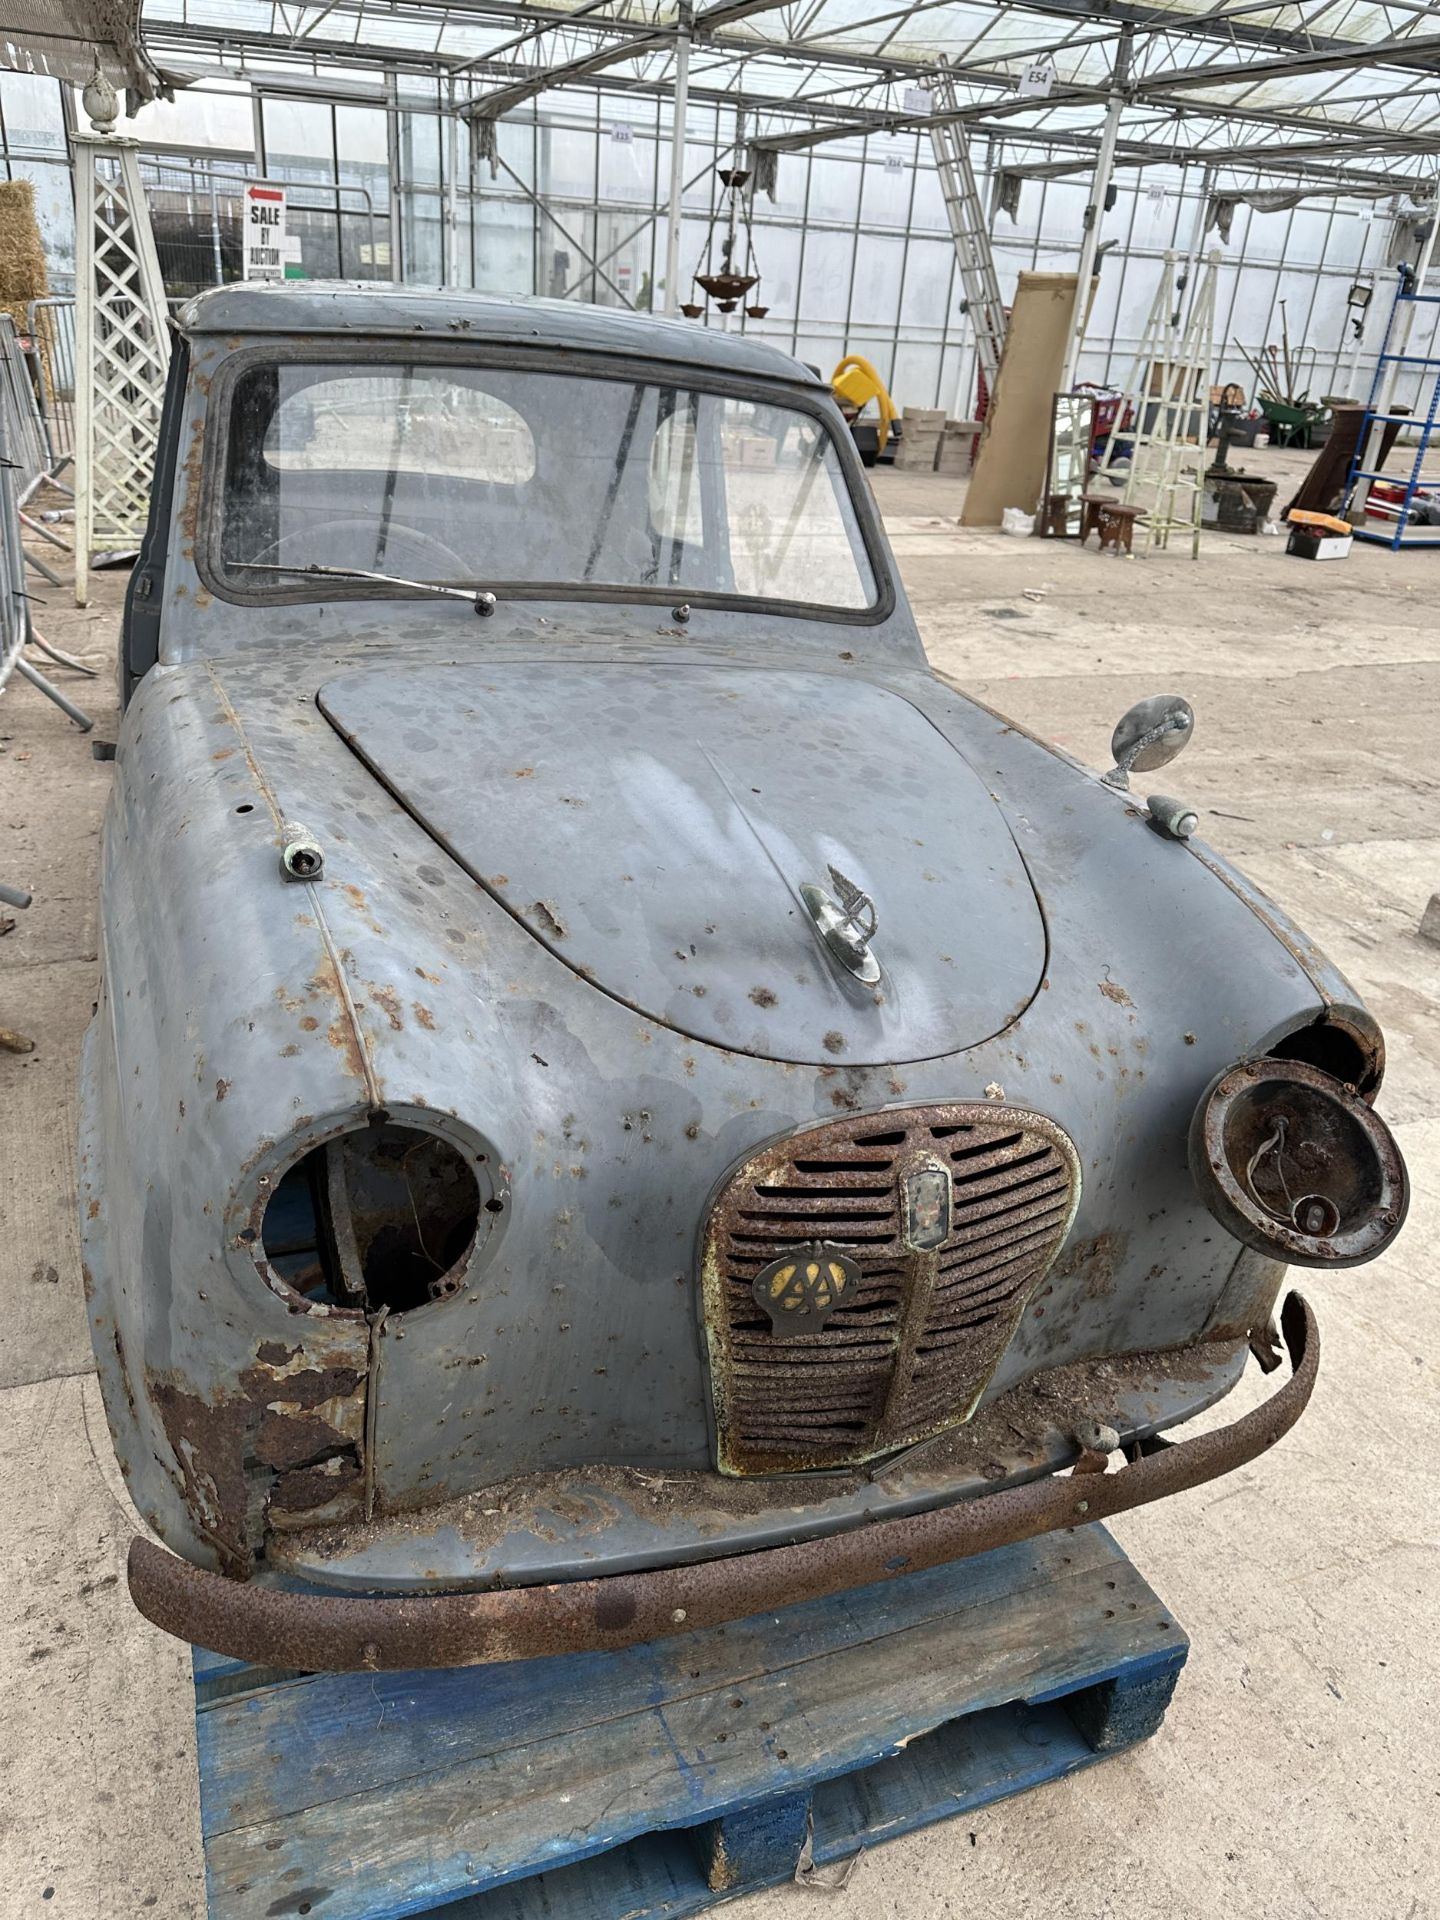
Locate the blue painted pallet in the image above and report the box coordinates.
[194,1523,1186,1919]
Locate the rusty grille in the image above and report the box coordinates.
[702,1103,1081,1474]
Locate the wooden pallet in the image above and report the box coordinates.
[194,1523,1187,1919]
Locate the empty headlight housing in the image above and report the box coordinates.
[1189,1057,1407,1269]
[245,1112,507,1314]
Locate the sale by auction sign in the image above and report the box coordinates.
[243,184,300,280]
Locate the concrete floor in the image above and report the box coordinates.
[1,444,1435,1918]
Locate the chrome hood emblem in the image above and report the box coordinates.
[800,864,880,983]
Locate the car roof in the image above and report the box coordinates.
[177,282,824,387]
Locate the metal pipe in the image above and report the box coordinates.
[13,654,95,731]
[662,6,693,315]
[445,76,461,288]
[1060,26,1132,395]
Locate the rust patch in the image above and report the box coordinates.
[177,414,205,558]
[414,1003,436,1031]
[254,1410,355,1472]
[215,1078,231,1102]
[211,747,235,763]
[823,1030,846,1055]
[269,1455,363,1514]
[1099,979,1134,1008]
[149,1356,367,1575]
[87,1198,100,1219]
[300,1016,319,1032]
[749,987,777,1008]
[1053,1229,1128,1301]
[371,985,404,1031]
[309,954,368,1082]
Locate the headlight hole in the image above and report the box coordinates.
[258,1121,490,1314]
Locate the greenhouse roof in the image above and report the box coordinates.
[140,0,1440,189]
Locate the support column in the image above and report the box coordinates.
[1060,25,1132,395]
[662,4,693,315]
[1176,163,1214,332]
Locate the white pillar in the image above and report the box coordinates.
[72,134,171,610]
[1060,26,1132,394]
[663,7,693,315]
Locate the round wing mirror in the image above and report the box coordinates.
[1103,694,1194,789]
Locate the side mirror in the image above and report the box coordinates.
[1102,694,1194,789]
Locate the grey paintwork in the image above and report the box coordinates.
[317,661,1048,1067]
[82,284,1367,1592]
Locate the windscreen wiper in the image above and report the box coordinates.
[235,559,497,615]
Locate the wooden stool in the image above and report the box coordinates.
[1081,492,1147,554]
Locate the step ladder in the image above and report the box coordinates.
[1122,252,1219,557]
[1089,250,1218,559]
[928,63,1007,389]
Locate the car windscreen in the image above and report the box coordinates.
[213,359,879,613]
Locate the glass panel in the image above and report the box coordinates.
[341,212,392,281]
[5,160,76,287]
[285,205,341,281]
[0,72,66,153]
[474,199,534,295]
[399,113,441,188]
[806,155,859,225]
[860,139,914,226]
[215,362,876,611]
[262,97,335,184]
[401,191,444,285]
[335,105,388,186]
[798,227,855,323]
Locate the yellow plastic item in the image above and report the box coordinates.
[831,354,897,454]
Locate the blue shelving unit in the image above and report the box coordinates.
[1345,269,1440,549]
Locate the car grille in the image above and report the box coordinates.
[701,1103,1081,1474]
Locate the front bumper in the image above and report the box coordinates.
[128,1293,1317,1672]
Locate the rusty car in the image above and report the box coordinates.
[83,283,1407,1671]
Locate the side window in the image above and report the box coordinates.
[263,372,537,484]
[721,399,869,609]
[647,404,703,544]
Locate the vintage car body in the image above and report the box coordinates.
[84,284,1406,1670]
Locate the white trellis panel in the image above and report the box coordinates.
[74,134,172,607]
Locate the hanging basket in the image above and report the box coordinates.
[679,302,706,319]
[696,271,758,303]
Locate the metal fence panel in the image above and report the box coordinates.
[26,296,75,473]
[0,314,50,503]
[0,383,28,696]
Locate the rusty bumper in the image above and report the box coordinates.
[129,1292,1317,1673]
